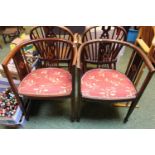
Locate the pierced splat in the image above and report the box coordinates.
[13,50,30,80]
[45,42,56,59]
[100,26,111,39]
[43,26,57,38]
[98,42,111,61]
[97,42,122,69]
[34,41,59,67]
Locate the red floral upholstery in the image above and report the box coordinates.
[81,69,137,100]
[18,68,72,97]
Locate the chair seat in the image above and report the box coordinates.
[81,69,137,100]
[18,68,72,97]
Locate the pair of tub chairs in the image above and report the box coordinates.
[2,26,155,123]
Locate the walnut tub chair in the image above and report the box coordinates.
[2,38,77,121]
[76,39,155,123]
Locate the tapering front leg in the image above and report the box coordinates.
[71,96,75,122]
[124,100,138,123]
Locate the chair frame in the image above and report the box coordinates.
[2,38,77,122]
[76,39,155,123]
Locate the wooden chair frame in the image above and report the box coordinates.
[2,38,77,122]
[76,39,155,123]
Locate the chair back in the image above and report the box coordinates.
[30,26,74,41]
[2,38,76,81]
[82,26,127,42]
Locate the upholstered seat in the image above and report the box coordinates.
[18,68,72,97]
[81,69,137,100]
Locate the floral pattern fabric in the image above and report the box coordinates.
[18,68,72,97]
[81,69,137,100]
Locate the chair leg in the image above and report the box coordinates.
[25,99,32,121]
[76,97,81,122]
[19,97,32,121]
[76,68,81,122]
[77,107,81,122]
[71,97,75,122]
[124,100,138,123]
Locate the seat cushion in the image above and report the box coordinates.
[81,69,137,100]
[18,68,72,97]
